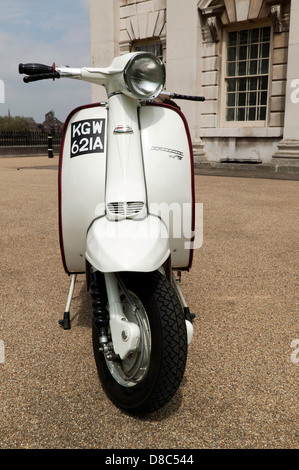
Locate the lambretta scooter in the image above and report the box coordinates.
[19,53,205,414]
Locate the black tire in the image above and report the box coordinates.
[92,270,187,414]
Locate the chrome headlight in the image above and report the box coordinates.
[123,52,165,100]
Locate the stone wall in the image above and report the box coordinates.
[119,0,166,54]
[198,0,291,163]
[89,0,298,164]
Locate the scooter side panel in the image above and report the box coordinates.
[59,103,107,273]
[139,103,195,270]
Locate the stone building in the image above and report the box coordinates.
[89,0,299,166]
[42,110,64,134]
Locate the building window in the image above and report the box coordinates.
[225,26,271,122]
[132,41,164,61]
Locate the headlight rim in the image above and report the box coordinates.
[123,52,165,100]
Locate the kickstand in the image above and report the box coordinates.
[59,274,77,330]
[172,272,196,323]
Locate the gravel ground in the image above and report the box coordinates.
[0,156,298,449]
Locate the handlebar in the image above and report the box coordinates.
[18,62,206,104]
[171,93,205,102]
[19,62,61,83]
[161,92,205,102]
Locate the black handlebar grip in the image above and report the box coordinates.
[172,94,205,102]
[19,63,54,76]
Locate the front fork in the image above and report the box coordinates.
[91,271,140,361]
[59,269,194,350]
[90,270,110,357]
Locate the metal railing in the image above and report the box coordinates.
[0,131,62,147]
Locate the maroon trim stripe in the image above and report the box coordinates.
[58,102,102,274]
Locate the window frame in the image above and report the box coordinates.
[131,39,165,63]
[220,22,273,128]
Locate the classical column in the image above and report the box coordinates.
[273,0,299,163]
[166,0,205,160]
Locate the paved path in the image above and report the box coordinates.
[0,156,298,449]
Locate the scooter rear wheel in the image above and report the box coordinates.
[92,270,187,414]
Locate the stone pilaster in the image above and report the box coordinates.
[272,0,299,164]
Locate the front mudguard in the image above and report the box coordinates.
[85,215,170,273]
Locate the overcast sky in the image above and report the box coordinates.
[0,0,92,123]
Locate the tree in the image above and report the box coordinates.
[0,116,35,132]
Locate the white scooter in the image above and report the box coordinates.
[19,53,204,414]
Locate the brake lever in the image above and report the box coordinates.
[23,72,60,83]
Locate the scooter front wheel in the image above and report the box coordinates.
[92,270,187,414]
